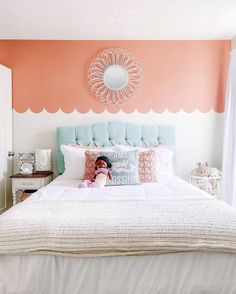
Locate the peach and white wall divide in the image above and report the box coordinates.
[0,40,230,179]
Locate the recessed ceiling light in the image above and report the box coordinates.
[128,10,136,15]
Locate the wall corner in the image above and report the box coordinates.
[231,37,236,49]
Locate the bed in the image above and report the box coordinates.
[1,121,236,294]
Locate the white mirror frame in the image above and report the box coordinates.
[88,48,144,105]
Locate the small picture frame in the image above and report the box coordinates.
[18,152,35,175]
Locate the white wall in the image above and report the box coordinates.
[13,110,224,181]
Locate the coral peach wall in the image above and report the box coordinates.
[0,40,230,113]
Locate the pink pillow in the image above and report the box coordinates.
[139,149,157,183]
[84,150,100,180]
[84,149,157,183]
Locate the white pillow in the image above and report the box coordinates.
[60,145,115,180]
[155,145,175,178]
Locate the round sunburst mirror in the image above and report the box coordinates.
[88,48,144,105]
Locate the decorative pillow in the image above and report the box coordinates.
[101,150,140,186]
[139,150,157,183]
[60,145,88,180]
[60,145,114,180]
[84,150,100,180]
[154,145,175,178]
[115,144,175,179]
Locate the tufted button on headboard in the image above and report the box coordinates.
[56,121,175,174]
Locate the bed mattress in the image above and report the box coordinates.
[1,176,236,294]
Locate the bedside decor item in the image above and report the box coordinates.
[18,153,35,175]
[190,162,221,198]
[88,48,144,105]
[35,149,52,171]
[191,162,211,177]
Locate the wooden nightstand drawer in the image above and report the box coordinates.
[13,178,43,190]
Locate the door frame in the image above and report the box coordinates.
[0,65,12,213]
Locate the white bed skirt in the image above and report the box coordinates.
[1,252,236,294]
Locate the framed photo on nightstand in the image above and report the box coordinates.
[18,152,36,175]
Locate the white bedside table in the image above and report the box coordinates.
[10,171,53,205]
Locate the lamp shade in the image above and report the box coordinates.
[35,149,51,171]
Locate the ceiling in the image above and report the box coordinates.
[0,0,236,40]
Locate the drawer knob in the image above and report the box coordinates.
[22,182,34,186]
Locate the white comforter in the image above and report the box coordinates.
[1,176,236,257]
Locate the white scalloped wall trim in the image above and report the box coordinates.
[14,108,224,115]
[13,109,224,181]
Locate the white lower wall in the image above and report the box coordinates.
[13,109,224,181]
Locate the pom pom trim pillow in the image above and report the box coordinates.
[84,150,100,181]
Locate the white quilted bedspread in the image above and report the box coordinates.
[1,177,236,257]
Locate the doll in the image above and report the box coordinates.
[79,156,112,188]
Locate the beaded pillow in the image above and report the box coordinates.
[138,149,157,183]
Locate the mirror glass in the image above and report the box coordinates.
[103,65,128,90]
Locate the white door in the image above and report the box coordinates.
[0,65,12,213]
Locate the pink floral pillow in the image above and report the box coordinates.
[139,149,157,183]
[84,149,157,183]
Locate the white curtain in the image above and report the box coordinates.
[221,48,236,206]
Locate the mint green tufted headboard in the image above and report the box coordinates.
[56,121,175,174]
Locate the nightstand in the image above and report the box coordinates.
[10,171,53,205]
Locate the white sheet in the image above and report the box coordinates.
[1,177,236,293]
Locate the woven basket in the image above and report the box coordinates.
[190,175,221,198]
[20,190,37,202]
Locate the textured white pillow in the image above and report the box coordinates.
[155,146,175,178]
[60,145,87,180]
[60,145,115,180]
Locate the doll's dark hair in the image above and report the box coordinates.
[95,156,112,168]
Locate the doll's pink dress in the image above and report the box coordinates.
[79,167,110,188]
